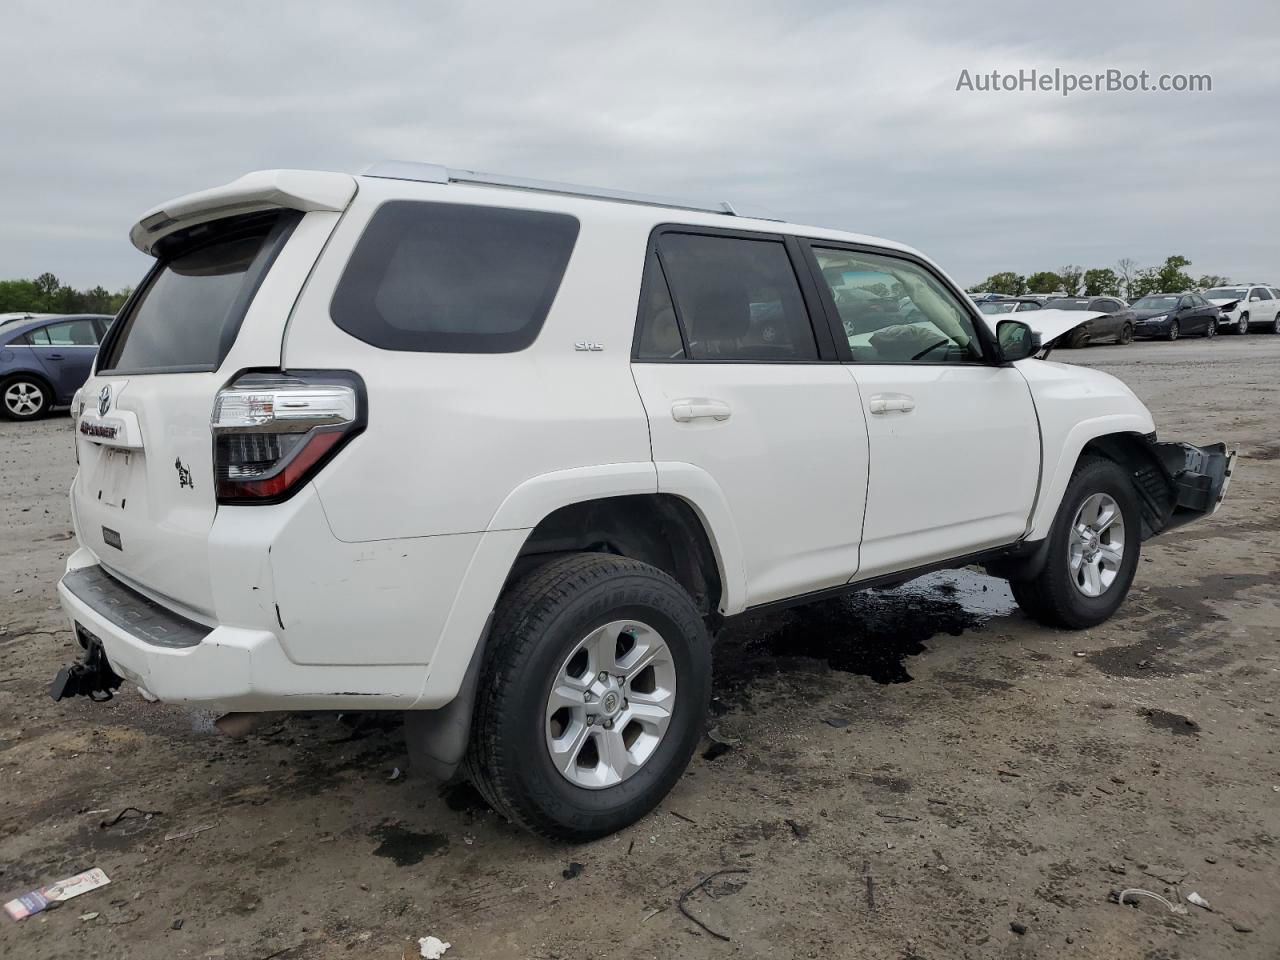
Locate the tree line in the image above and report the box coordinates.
[0,273,131,316]
[968,256,1230,300]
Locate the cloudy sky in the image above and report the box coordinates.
[4,0,1278,291]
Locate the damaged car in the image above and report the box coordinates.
[50,163,1235,840]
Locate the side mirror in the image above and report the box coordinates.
[1250,295,1261,302]
[996,319,1040,361]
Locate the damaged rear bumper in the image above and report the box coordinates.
[1135,440,1235,536]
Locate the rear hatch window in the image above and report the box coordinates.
[99,211,298,374]
[329,201,579,353]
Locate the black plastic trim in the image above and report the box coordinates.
[62,565,209,649]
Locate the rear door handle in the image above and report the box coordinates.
[671,398,732,422]
[868,392,915,415]
[47,353,65,360]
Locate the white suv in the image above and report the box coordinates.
[53,163,1233,840]
[1203,284,1280,335]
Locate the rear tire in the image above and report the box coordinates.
[465,553,710,841]
[1009,457,1141,629]
[1,375,50,420]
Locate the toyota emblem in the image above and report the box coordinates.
[98,384,112,417]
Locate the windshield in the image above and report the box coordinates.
[979,301,1018,315]
[1204,288,1247,300]
[1132,296,1179,310]
[1046,299,1091,311]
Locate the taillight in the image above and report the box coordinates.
[211,370,365,504]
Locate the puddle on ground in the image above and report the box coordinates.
[714,568,1017,695]
[369,821,449,865]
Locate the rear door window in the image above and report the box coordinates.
[330,201,580,353]
[650,232,817,361]
[42,319,101,346]
[100,212,295,374]
[1254,287,1274,301]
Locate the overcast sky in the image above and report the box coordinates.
[4,0,1278,290]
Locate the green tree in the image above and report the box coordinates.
[1130,267,1162,299]
[1026,271,1063,293]
[1196,274,1230,289]
[970,272,1026,295]
[1083,267,1120,297]
[1058,265,1084,297]
[1155,255,1193,293]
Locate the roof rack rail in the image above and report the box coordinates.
[362,160,747,218]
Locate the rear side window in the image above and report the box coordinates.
[100,212,293,374]
[41,319,101,346]
[651,232,817,361]
[330,201,580,353]
[1254,287,1274,301]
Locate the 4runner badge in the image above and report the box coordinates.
[98,384,111,416]
[175,458,194,490]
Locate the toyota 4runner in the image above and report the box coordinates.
[52,162,1234,840]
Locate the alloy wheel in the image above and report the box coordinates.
[3,381,44,417]
[545,619,676,789]
[1068,493,1126,598]
[1239,316,1249,335]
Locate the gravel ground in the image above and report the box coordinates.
[1,337,1277,960]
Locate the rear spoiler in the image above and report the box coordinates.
[129,169,358,255]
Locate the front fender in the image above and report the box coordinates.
[1028,414,1156,540]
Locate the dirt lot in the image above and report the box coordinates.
[1,337,1277,960]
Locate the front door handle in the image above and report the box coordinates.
[671,398,732,422]
[868,392,916,415]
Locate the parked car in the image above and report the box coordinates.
[1202,284,1280,335]
[0,314,113,420]
[1131,293,1220,341]
[50,163,1233,840]
[978,297,1044,317]
[967,292,1008,303]
[1043,296,1136,346]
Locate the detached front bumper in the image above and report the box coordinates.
[1135,440,1235,536]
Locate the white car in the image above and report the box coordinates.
[51,163,1234,840]
[1203,284,1280,335]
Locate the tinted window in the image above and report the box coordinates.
[331,201,579,354]
[102,213,287,372]
[1015,300,1042,311]
[655,233,817,361]
[41,319,100,346]
[1047,298,1091,311]
[635,251,685,359]
[1091,299,1121,313]
[812,247,983,363]
[1254,287,1274,301]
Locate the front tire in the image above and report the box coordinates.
[1237,314,1249,335]
[1204,318,1217,338]
[1165,320,1180,341]
[1271,316,1280,335]
[466,553,711,841]
[1118,323,1134,345]
[1,376,50,420]
[1009,457,1141,629]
